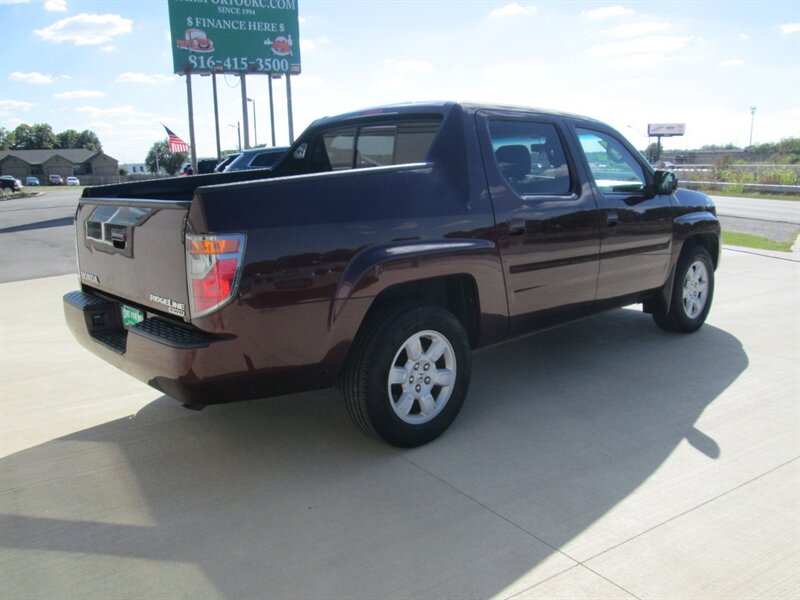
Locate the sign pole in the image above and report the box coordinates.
[268,76,276,147]
[186,72,197,172]
[212,73,222,160]
[240,74,250,150]
[286,74,294,144]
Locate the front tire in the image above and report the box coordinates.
[653,245,715,333]
[343,303,471,447]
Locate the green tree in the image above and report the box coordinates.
[11,123,57,149]
[145,139,186,176]
[75,129,102,151]
[55,128,102,151]
[0,127,15,150]
[56,129,80,149]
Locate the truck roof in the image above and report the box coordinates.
[309,100,606,128]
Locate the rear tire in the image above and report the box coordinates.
[343,302,471,447]
[653,246,714,333]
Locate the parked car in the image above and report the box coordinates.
[64,101,720,447]
[49,174,64,185]
[221,146,289,171]
[213,153,240,172]
[66,176,80,186]
[0,175,22,192]
[25,176,40,186]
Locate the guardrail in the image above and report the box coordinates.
[680,181,800,195]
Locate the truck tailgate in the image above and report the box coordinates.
[75,198,191,320]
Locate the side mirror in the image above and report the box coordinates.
[654,169,678,195]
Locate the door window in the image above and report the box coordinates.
[488,120,573,196]
[576,129,645,194]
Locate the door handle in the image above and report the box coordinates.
[606,211,619,227]
[507,218,526,236]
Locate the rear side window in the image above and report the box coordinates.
[488,120,572,195]
[302,118,441,173]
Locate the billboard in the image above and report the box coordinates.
[168,0,301,75]
[648,123,686,137]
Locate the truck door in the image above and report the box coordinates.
[571,126,673,300]
[477,111,602,333]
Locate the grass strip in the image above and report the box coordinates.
[722,230,798,252]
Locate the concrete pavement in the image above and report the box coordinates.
[1,248,798,599]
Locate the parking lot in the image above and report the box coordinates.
[0,193,798,598]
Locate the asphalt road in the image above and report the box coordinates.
[710,195,800,224]
[1,188,797,284]
[0,187,80,283]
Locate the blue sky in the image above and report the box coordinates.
[1,0,798,163]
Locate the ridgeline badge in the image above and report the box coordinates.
[149,294,186,317]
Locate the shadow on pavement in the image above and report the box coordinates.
[0,217,74,234]
[0,309,748,598]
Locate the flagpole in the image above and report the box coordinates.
[286,74,294,144]
[212,73,222,161]
[240,74,250,150]
[186,72,197,172]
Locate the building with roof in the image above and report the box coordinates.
[0,149,120,185]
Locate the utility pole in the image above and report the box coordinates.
[248,97,258,147]
[749,106,757,147]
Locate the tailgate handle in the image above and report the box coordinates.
[110,228,127,249]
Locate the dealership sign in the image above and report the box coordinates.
[168,0,301,75]
[647,123,686,137]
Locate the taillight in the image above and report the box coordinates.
[186,233,246,318]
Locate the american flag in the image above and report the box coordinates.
[163,124,189,153]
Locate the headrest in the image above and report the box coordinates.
[495,145,530,180]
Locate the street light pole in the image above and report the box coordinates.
[228,122,241,152]
[749,106,757,147]
[247,97,258,147]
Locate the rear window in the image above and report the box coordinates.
[291,118,441,173]
[250,150,284,168]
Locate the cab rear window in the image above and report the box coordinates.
[290,118,441,173]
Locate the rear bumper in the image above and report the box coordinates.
[65,289,335,406]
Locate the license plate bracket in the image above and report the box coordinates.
[121,305,145,328]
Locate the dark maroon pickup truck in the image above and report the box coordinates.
[64,102,720,446]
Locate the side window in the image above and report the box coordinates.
[356,126,396,167]
[576,128,645,194]
[488,120,572,195]
[323,128,356,170]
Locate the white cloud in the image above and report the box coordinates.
[44,0,67,11]
[100,45,116,52]
[489,2,538,18]
[0,99,35,113]
[482,63,541,79]
[301,35,329,52]
[0,0,30,4]
[604,21,669,38]
[60,74,73,80]
[54,89,107,99]
[34,13,133,46]
[384,59,434,73]
[9,71,53,84]
[581,5,635,19]
[115,72,175,84]
[719,59,745,67]
[739,33,750,41]
[780,23,800,34]
[74,105,142,118]
[587,36,693,56]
